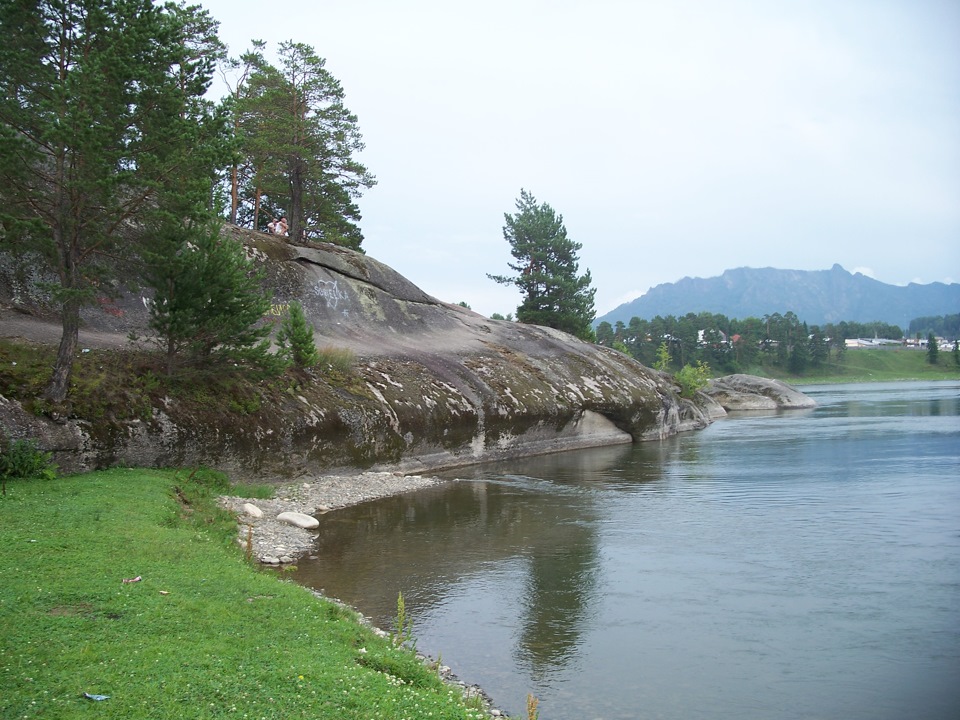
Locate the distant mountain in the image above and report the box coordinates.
[597,264,960,329]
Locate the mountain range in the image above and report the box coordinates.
[597,264,960,329]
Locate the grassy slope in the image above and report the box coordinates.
[743,348,960,385]
[0,469,487,720]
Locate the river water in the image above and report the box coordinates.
[292,381,960,719]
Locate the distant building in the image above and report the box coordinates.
[845,338,903,349]
[697,329,728,346]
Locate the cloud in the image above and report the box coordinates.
[199,0,960,319]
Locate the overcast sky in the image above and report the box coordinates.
[200,0,960,318]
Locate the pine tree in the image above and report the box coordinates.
[276,302,319,368]
[234,42,376,248]
[488,190,596,340]
[0,0,226,402]
[144,222,280,377]
[926,333,939,365]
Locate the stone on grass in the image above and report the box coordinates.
[277,511,319,529]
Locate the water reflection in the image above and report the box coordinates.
[514,502,600,678]
[292,474,607,680]
[290,381,960,720]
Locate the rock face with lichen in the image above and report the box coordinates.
[702,374,817,411]
[1,227,718,480]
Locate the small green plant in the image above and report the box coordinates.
[612,340,630,355]
[655,341,672,372]
[392,590,416,650]
[276,301,320,368]
[0,437,57,495]
[675,360,711,398]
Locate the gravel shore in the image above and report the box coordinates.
[218,471,444,564]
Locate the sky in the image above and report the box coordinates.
[199,0,960,318]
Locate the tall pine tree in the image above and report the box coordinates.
[234,41,375,249]
[488,190,596,340]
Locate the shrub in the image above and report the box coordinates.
[0,438,57,495]
[675,361,711,399]
[655,341,672,372]
[276,301,319,368]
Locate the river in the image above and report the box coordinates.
[291,381,960,719]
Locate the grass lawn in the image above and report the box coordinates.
[0,469,489,720]
[745,348,960,384]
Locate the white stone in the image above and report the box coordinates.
[242,503,263,518]
[277,511,319,529]
[262,556,280,565]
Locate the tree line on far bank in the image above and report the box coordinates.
[596,312,960,376]
[909,313,960,341]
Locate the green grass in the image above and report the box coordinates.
[0,469,488,719]
[743,348,960,385]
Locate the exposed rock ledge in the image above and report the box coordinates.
[1,227,813,480]
[1,227,717,479]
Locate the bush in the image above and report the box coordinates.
[675,361,711,399]
[276,302,319,368]
[655,342,671,372]
[0,438,57,495]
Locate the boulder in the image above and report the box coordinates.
[703,374,816,411]
[277,511,320,529]
[242,503,263,518]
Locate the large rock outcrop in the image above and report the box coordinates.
[1,228,722,480]
[703,374,817,411]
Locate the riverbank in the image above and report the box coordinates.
[219,472,445,564]
[0,468,500,720]
[742,347,959,385]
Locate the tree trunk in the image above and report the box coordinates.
[46,173,79,405]
[289,163,303,242]
[229,162,238,224]
[166,334,177,377]
[46,294,80,404]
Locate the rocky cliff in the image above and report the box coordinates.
[1,227,719,481]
